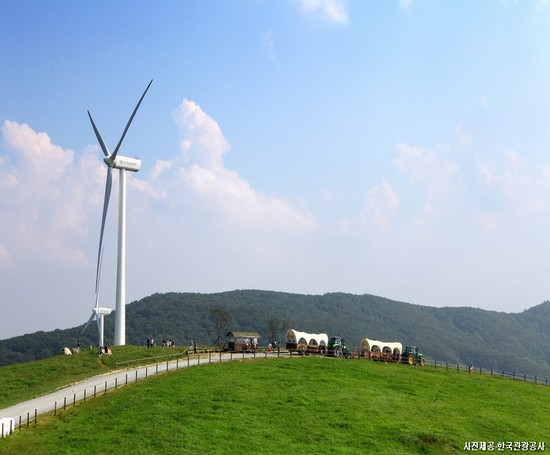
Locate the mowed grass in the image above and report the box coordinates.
[1,356,549,454]
[0,346,188,408]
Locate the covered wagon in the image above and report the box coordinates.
[360,337,402,361]
[286,329,328,355]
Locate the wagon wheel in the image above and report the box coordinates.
[408,354,415,365]
[420,358,425,366]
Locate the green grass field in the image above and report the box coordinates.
[1,351,549,454]
[0,346,189,409]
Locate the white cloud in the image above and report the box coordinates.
[171,99,317,231]
[475,158,495,187]
[475,149,550,217]
[150,159,172,181]
[399,0,413,10]
[262,27,277,62]
[454,124,472,147]
[172,99,229,170]
[360,180,399,229]
[298,0,349,25]
[393,142,459,198]
[0,100,316,273]
[0,120,92,266]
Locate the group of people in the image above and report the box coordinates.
[146,337,176,348]
[145,338,198,352]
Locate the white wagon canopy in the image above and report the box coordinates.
[286,329,328,353]
[361,338,402,359]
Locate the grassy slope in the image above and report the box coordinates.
[0,346,189,409]
[1,355,548,455]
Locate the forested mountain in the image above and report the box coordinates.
[1,290,549,378]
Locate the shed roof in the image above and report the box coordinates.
[226,331,260,338]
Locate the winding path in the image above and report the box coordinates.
[0,350,281,435]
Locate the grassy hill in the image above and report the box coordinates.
[0,352,548,454]
[0,346,189,409]
[1,290,550,378]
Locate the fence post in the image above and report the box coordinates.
[126,373,128,385]
[209,351,212,363]
[104,381,107,394]
[18,416,21,430]
[94,385,97,397]
[73,393,76,406]
[64,397,67,410]
[35,409,37,424]
[198,354,200,365]
[54,401,57,416]
[26,412,29,428]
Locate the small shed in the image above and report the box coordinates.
[226,331,260,351]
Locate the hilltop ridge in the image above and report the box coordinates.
[1,290,549,377]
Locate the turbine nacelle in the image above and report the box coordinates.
[105,155,142,172]
[96,307,113,316]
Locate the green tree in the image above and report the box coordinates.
[267,316,280,344]
[210,305,233,348]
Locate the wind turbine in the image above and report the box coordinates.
[87,80,152,346]
[81,305,112,348]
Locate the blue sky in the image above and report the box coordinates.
[1,0,550,339]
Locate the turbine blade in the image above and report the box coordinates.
[87,111,110,158]
[81,311,95,335]
[110,79,153,161]
[95,167,112,297]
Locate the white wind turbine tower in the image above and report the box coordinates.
[86,80,152,346]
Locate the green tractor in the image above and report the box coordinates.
[327,336,352,358]
[402,346,425,366]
